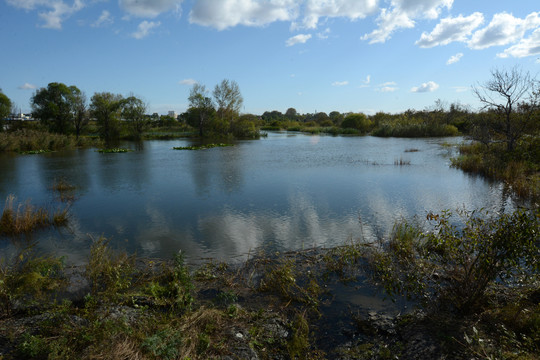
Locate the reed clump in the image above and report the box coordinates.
[0,194,68,236]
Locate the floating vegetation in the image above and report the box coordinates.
[173,143,234,150]
[97,148,133,153]
[19,149,52,155]
[404,148,420,153]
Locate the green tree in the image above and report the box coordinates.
[0,90,12,132]
[341,113,371,133]
[71,88,88,139]
[187,84,215,137]
[121,95,148,140]
[90,92,123,142]
[473,67,540,152]
[329,111,343,126]
[31,82,80,134]
[213,79,243,123]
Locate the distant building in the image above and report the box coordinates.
[6,112,34,121]
[168,111,177,119]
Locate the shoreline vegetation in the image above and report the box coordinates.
[0,204,538,359]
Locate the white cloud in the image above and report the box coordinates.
[497,28,540,58]
[120,0,184,18]
[317,27,330,39]
[416,12,483,48]
[190,0,297,30]
[379,86,398,92]
[18,83,37,90]
[7,0,85,29]
[92,10,113,27]
[362,0,453,44]
[132,20,161,39]
[179,79,198,86]
[332,80,349,86]
[359,75,371,87]
[301,0,378,29]
[376,81,398,92]
[286,33,312,46]
[468,12,540,50]
[446,52,463,65]
[411,81,439,93]
[452,86,468,93]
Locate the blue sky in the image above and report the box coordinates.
[1,0,539,115]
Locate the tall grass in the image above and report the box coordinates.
[451,139,539,200]
[0,194,68,236]
[0,129,101,153]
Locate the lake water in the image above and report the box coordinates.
[0,132,518,265]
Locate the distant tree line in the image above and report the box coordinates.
[1,67,537,145]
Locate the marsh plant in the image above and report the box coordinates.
[0,194,68,236]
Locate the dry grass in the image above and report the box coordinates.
[51,177,77,202]
[0,194,68,236]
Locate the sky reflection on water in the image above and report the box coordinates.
[0,132,518,264]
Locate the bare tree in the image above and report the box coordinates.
[473,67,539,151]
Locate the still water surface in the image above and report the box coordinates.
[0,132,517,264]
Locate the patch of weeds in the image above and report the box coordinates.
[287,312,310,359]
[323,239,365,281]
[143,328,183,360]
[194,261,229,282]
[258,257,322,311]
[51,177,76,202]
[214,290,238,307]
[85,236,135,300]
[404,148,420,152]
[0,244,66,315]
[17,333,49,358]
[144,251,194,311]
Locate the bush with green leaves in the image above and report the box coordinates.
[368,209,539,314]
